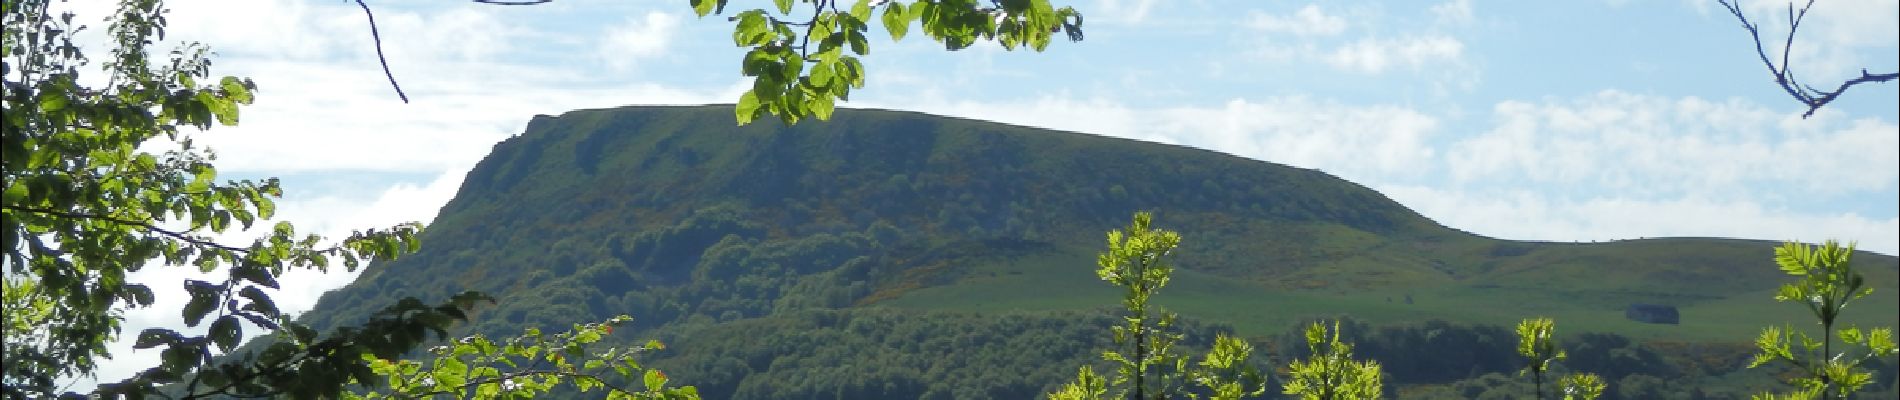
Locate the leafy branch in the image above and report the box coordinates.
[1516,317,1605,400]
[349,315,700,400]
[1051,212,1266,400]
[1282,321,1382,400]
[95,292,496,399]
[1746,241,1897,399]
[695,0,1084,125]
[1717,0,1899,118]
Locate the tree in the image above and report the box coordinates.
[1050,212,1266,400]
[0,1,687,398]
[1,0,423,394]
[2,275,58,391]
[1515,317,1605,400]
[1281,320,1383,400]
[1747,240,1898,399]
[348,315,699,400]
[1517,318,1563,400]
[1717,0,1899,118]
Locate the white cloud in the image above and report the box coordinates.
[1092,0,1160,25]
[159,0,359,60]
[1241,4,1468,76]
[1430,0,1474,26]
[189,59,722,174]
[1446,90,1899,199]
[1382,185,1900,255]
[882,94,1440,185]
[1149,98,1441,181]
[1324,35,1465,74]
[881,89,1895,257]
[1246,4,1347,36]
[598,12,682,71]
[162,0,530,64]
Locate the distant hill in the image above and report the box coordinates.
[293,105,1899,398]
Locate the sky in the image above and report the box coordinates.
[45,0,1898,388]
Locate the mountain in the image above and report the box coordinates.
[293,105,1898,398]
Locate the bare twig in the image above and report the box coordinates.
[355,0,409,103]
[1718,0,1900,118]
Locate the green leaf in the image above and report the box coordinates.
[810,60,836,86]
[735,91,763,125]
[842,56,866,87]
[238,285,279,316]
[848,28,869,55]
[38,93,67,112]
[882,2,909,41]
[209,315,242,351]
[220,76,254,103]
[433,358,467,389]
[182,289,217,326]
[690,0,717,17]
[733,11,771,46]
[741,49,778,77]
[126,283,157,306]
[253,195,276,219]
[2,179,26,204]
[644,369,668,390]
[134,328,183,349]
[810,92,836,121]
[773,0,793,14]
[210,210,232,232]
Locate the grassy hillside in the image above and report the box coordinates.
[291,105,1898,398]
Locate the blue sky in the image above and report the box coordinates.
[59,0,1897,386]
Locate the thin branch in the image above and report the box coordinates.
[1717,0,1900,118]
[4,205,250,253]
[1801,70,1900,114]
[355,0,410,103]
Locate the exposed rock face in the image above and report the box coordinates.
[1625,304,1680,325]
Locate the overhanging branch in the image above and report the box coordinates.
[355,0,409,103]
[5,205,250,253]
[1718,0,1899,118]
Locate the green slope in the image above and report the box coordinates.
[291,105,1899,398]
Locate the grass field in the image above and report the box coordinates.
[876,241,1900,344]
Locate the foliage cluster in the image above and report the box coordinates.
[351,315,697,399]
[2,1,695,398]
[0,0,472,396]
[1515,317,1607,400]
[1280,321,1382,399]
[1747,241,1899,399]
[1050,212,1268,400]
[690,0,1084,125]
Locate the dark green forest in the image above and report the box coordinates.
[286,106,1899,398]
